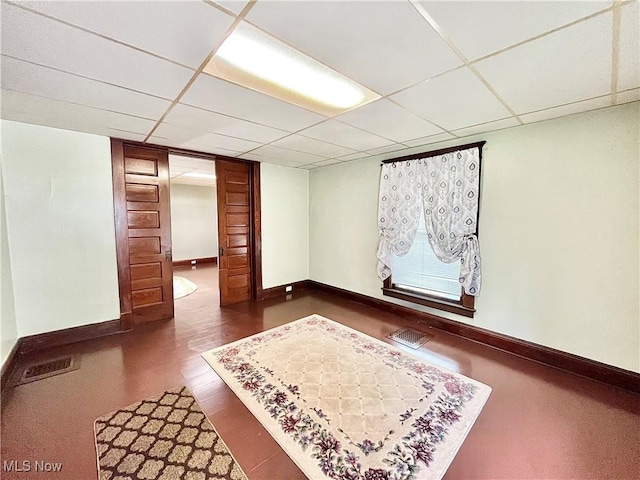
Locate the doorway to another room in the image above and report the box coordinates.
[169,155,219,311]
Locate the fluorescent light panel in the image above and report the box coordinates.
[204,23,379,116]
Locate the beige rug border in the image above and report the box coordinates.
[92,386,248,480]
[202,313,492,480]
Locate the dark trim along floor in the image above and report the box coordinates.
[2,280,638,396]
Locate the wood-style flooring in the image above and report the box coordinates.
[1,264,638,479]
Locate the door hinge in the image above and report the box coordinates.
[165,250,172,260]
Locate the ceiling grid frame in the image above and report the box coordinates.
[1,0,637,168]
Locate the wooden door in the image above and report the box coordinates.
[112,141,174,324]
[216,160,252,306]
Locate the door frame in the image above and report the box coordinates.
[111,139,263,331]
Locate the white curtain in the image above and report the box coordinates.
[376,147,482,296]
[376,160,421,281]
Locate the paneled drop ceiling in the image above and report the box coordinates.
[1,0,638,169]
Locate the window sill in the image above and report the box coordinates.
[382,286,475,318]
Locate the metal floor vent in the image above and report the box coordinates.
[387,327,433,349]
[13,355,79,386]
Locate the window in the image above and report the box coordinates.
[390,216,462,302]
[378,142,483,318]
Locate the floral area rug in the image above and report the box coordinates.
[174,276,197,300]
[202,314,491,480]
[94,386,247,480]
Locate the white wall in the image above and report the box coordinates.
[1,120,120,337]
[169,183,218,262]
[261,163,309,288]
[0,162,18,365]
[310,102,640,373]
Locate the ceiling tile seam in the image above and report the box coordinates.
[469,3,622,66]
[143,0,257,142]
[160,119,280,148]
[408,0,522,125]
[172,101,289,136]
[0,54,176,104]
[518,92,617,117]
[0,86,161,125]
[379,64,466,101]
[108,127,155,136]
[237,114,381,158]
[610,2,622,105]
[201,0,242,18]
[4,1,198,72]
[242,143,336,160]
[383,95,461,138]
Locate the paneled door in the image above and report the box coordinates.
[112,141,174,325]
[216,160,252,306]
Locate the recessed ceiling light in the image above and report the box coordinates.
[204,22,380,116]
[183,173,216,179]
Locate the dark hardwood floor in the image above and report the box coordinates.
[1,264,639,479]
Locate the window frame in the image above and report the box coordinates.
[380,141,485,319]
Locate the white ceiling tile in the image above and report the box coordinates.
[249,145,325,165]
[390,68,511,130]
[167,103,289,144]
[311,159,345,167]
[421,0,610,60]
[210,0,250,15]
[168,155,216,174]
[246,2,461,95]
[269,135,357,158]
[1,89,156,138]
[1,56,170,120]
[520,96,612,124]
[618,2,640,92]
[1,3,194,99]
[452,117,520,138]
[474,13,612,114]
[153,122,260,153]
[337,99,443,143]
[299,120,394,151]
[151,123,214,147]
[336,152,373,161]
[616,88,640,105]
[181,73,326,132]
[152,134,243,157]
[18,1,235,69]
[366,144,409,156]
[299,164,319,170]
[403,132,456,147]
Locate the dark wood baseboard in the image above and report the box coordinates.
[260,280,311,300]
[18,319,122,355]
[306,280,640,394]
[173,256,217,267]
[1,340,20,395]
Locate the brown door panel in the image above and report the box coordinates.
[131,263,162,280]
[217,160,253,306]
[126,183,159,202]
[122,144,173,323]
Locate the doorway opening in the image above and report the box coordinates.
[168,154,220,310]
[111,139,263,330]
